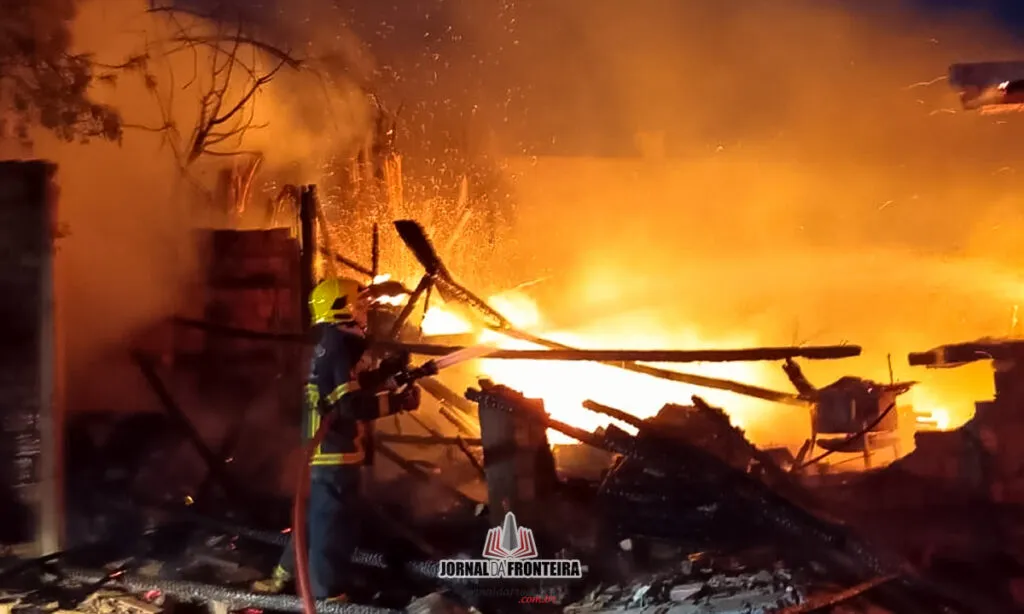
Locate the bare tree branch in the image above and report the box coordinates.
[124,5,305,172]
[147,6,303,69]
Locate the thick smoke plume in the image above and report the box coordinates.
[20,0,374,413]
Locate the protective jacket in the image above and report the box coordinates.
[303,322,403,466]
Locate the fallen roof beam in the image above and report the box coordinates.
[389,220,821,406]
[909,338,1024,367]
[386,342,861,363]
[582,400,645,428]
[320,247,374,279]
[375,442,476,505]
[498,327,810,406]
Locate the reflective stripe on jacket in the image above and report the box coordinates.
[303,323,401,466]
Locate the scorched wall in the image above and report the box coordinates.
[0,160,64,555]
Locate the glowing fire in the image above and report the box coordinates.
[369,274,408,306]
[420,291,775,444]
[914,408,951,431]
[909,387,956,432]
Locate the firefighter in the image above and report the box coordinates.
[252,277,421,599]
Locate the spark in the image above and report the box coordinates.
[904,75,947,90]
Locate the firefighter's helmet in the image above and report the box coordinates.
[309,278,365,325]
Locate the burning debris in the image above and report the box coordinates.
[781,359,914,471]
[3,170,1021,614]
[949,62,1024,113]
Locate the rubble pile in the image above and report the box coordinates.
[7,219,1024,614]
[564,564,805,614]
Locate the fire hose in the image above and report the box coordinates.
[294,344,498,614]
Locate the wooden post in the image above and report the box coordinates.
[39,163,64,556]
[0,161,64,555]
[298,185,316,331]
[475,385,553,529]
[371,224,380,278]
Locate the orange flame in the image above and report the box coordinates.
[422,291,775,444]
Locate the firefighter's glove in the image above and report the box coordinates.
[380,350,411,377]
[358,350,412,390]
[393,385,421,412]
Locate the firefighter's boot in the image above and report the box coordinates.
[251,565,291,594]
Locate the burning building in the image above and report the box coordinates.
[8,0,1024,612]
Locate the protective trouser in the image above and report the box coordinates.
[276,466,362,598]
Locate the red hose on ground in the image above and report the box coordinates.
[295,414,334,614]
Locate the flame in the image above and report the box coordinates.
[909,386,960,432]
[375,295,406,306]
[369,273,408,306]
[930,408,952,431]
[422,307,475,335]
[422,291,771,444]
[914,407,952,431]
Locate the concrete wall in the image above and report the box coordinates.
[0,160,63,554]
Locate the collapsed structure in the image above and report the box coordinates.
[2,162,1024,614]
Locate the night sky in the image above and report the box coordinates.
[180,0,1024,159]
[913,0,1024,28]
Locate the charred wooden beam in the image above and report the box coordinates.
[363,500,442,560]
[319,247,374,279]
[388,342,860,363]
[582,400,645,429]
[298,186,316,331]
[417,377,480,436]
[387,274,432,340]
[499,328,809,406]
[371,224,380,277]
[374,442,474,506]
[908,339,1024,367]
[171,305,809,407]
[436,404,479,437]
[404,411,486,479]
[689,396,805,501]
[313,189,338,279]
[132,353,247,507]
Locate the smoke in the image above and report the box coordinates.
[19,0,375,412]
